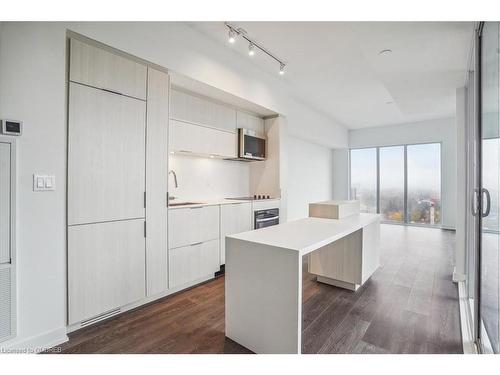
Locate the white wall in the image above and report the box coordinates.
[333,149,349,200]
[169,155,250,201]
[348,117,457,229]
[0,22,347,349]
[286,136,334,221]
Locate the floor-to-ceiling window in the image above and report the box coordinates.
[350,148,377,213]
[349,143,442,227]
[379,146,405,223]
[407,143,442,226]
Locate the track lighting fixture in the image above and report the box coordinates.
[225,22,287,76]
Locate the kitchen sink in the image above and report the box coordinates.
[168,202,204,207]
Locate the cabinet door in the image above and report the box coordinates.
[169,239,220,289]
[70,39,147,100]
[68,83,146,225]
[168,205,220,249]
[169,120,237,158]
[170,89,236,132]
[68,220,146,324]
[220,203,253,264]
[145,68,169,296]
[0,143,10,264]
[236,111,265,136]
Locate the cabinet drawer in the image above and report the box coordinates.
[70,39,147,100]
[168,205,220,249]
[169,239,220,289]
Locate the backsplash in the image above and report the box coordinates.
[168,154,251,201]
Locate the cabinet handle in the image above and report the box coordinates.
[190,242,203,246]
[190,206,203,209]
[102,88,123,96]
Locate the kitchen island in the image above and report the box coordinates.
[225,213,380,354]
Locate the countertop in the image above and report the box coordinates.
[167,198,280,210]
[227,213,380,256]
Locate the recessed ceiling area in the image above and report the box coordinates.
[188,22,474,129]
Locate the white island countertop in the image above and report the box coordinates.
[227,213,380,255]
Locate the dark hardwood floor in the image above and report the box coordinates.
[54,224,463,354]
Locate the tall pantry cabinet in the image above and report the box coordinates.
[67,39,169,327]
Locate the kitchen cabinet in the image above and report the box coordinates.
[70,38,147,100]
[68,82,146,225]
[220,203,252,265]
[170,89,236,133]
[169,119,237,158]
[68,220,146,325]
[168,205,220,249]
[168,239,220,289]
[145,68,170,297]
[236,111,265,136]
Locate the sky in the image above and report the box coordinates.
[350,143,441,193]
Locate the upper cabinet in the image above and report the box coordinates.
[169,119,237,158]
[70,39,147,100]
[170,89,236,133]
[236,111,265,136]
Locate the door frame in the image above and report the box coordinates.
[0,136,17,343]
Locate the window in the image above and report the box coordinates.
[349,142,442,226]
[349,148,377,213]
[407,143,442,225]
[379,146,405,222]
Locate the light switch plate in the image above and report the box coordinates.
[33,174,55,191]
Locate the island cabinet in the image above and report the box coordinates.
[168,206,220,289]
[220,203,252,265]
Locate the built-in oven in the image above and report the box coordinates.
[254,208,279,229]
[238,128,266,161]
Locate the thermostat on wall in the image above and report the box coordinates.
[1,119,22,136]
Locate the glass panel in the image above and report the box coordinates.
[480,21,500,354]
[379,146,405,222]
[407,143,441,226]
[350,148,377,213]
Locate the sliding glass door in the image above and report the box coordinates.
[479,21,500,354]
[350,143,441,227]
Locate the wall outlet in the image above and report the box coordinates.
[33,174,55,191]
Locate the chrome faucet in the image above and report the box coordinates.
[169,169,178,188]
[168,170,178,203]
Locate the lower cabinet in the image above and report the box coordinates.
[68,220,146,324]
[168,239,220,289]
[220,203,253,265]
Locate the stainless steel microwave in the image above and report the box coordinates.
[238,128,266,161]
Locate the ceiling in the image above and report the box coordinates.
[189,22,474,129]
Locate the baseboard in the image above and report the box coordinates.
[453,267,466,283]
[457,281,478,354]
[0,327,68,354]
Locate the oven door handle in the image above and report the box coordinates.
[255,216,279,223]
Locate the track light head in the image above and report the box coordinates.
[248,43,255,56]
[228,29,236,44]
[279,63,285,75]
